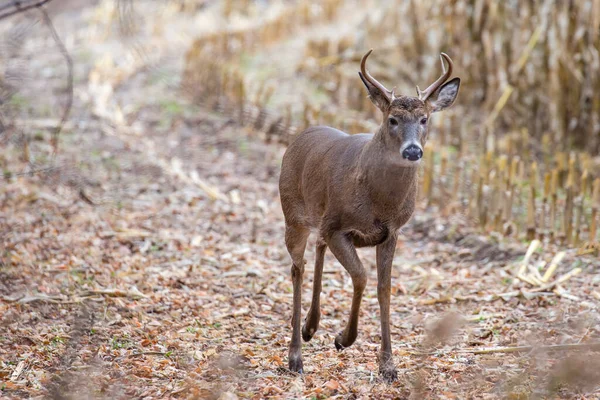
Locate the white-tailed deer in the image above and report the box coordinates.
[279,49,460,382]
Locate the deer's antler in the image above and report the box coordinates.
[416,53,453,101]
[360,49,396,102]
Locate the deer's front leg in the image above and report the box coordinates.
[285,224,310,373]
[376,234,398,382]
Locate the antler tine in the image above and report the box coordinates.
[361,49,393,102]
[416,52,453,101]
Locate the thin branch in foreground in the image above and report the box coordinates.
[459,342,600,355]
[38,5,73,157]
[0,0,53,20]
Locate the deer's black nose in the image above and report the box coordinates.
[402,145,423,161]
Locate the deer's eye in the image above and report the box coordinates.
[389,117,398,126]
[420,117,428,125]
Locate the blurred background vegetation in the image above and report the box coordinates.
[184,0,600,251]
[2,1,599,249]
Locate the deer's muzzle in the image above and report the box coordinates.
[401,144,423,161]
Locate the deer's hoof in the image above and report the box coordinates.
[334,334,345,351]
[334,331,357,350]
[301,324,315,342]
[288,354,304,374]
[380,367,398,383]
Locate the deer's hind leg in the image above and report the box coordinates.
[326,231,367,350]
[285,223,310,373]
[302,238,326,342]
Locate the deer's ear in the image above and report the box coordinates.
[427,77,460,113]
[359,72,390,111]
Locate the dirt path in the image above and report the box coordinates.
[1,2,600,399]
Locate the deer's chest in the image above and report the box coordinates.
[373,184,417,227]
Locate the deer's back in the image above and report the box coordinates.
[279,126,371,228]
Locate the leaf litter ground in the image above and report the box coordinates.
[1,2,600,399]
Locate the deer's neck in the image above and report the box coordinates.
[357,129,419,211]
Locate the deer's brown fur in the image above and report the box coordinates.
[279,50,460,382]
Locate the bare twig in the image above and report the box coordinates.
[2,293,68,304]
[38,5,73,156]
[83,287,149,299]
[459,342,600,355]
[0,0,53,20]
[4,165,61,178]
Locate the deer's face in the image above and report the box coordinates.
[383,97,430,163]
[359,50,460,165]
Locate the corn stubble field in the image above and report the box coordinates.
[1,0,600,399]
